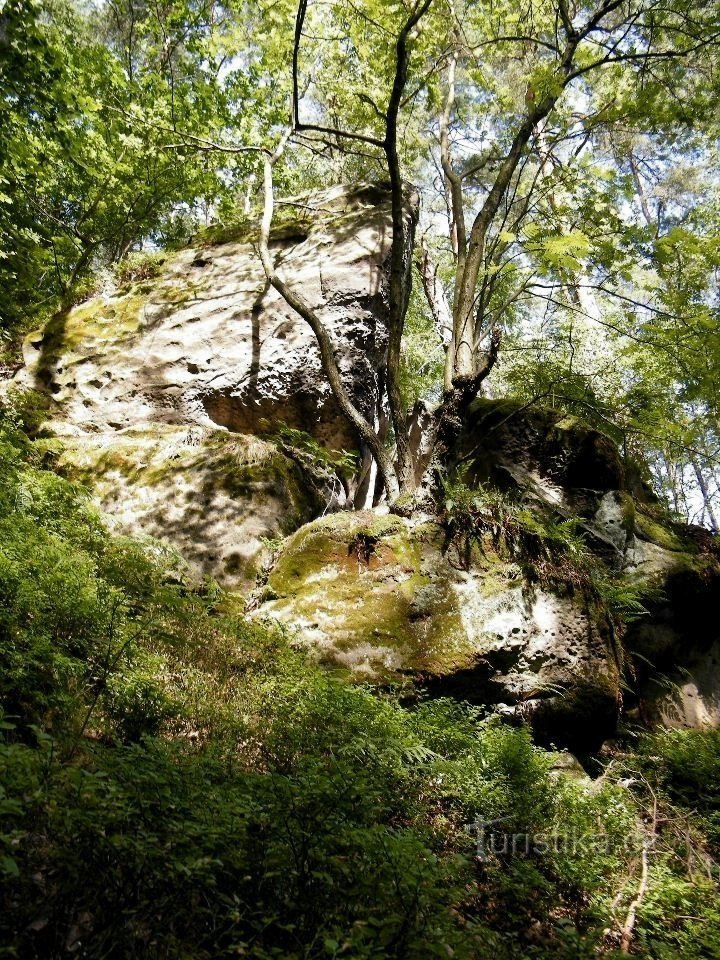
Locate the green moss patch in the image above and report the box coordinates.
[264,514,497,680]
[635,507,693,552]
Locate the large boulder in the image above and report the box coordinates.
[455,398,629,540]
[454,400,720,734]
[8,183,719,744]
[16,184,399,452]
[624,531,720,730]
[256,511,622,752]
[256,400,720,748]
[9,185,406,585]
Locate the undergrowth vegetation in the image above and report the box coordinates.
[113,251,166,286]
[440,474,656,627]
[0,409,719,958]
[272,421,359,480]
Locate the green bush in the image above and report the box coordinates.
[1,410,718,958]
[635,728,720,855]
[114,250,166,285]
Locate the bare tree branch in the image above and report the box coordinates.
[258,132,399,499]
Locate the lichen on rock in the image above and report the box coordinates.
[55,426,324,589]
[256,510,623,750]
[251,395,720,749]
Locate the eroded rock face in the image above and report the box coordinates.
[455,398,629,547]
[10,185,404,584]
[17,185,397,452]
[256,400,720,747]
[9,186,719,744]
[257,512,622,751]
[647,649,720,729]
[625,547,720,729]
[453,399,720,735]
[55,426,324,587]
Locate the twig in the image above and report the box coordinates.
[620,789,657,953]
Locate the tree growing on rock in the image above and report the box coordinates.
[6,0,720,515]
[254,0,720,503]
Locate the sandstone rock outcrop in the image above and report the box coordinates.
[17,184,395,453]
[257,510,622,752]
[256,398,720,747]
[10,185,399,585]
[8,185,719,747]
[451,399,720,732]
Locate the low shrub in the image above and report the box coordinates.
[114,250,165,285]
[0,412,718,958]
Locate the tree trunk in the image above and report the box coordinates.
[693,461,719,533]
[258,143,400,501]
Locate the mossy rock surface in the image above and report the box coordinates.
[259,511,623,748]
[264,512,472,678]
[56,427,324,590]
